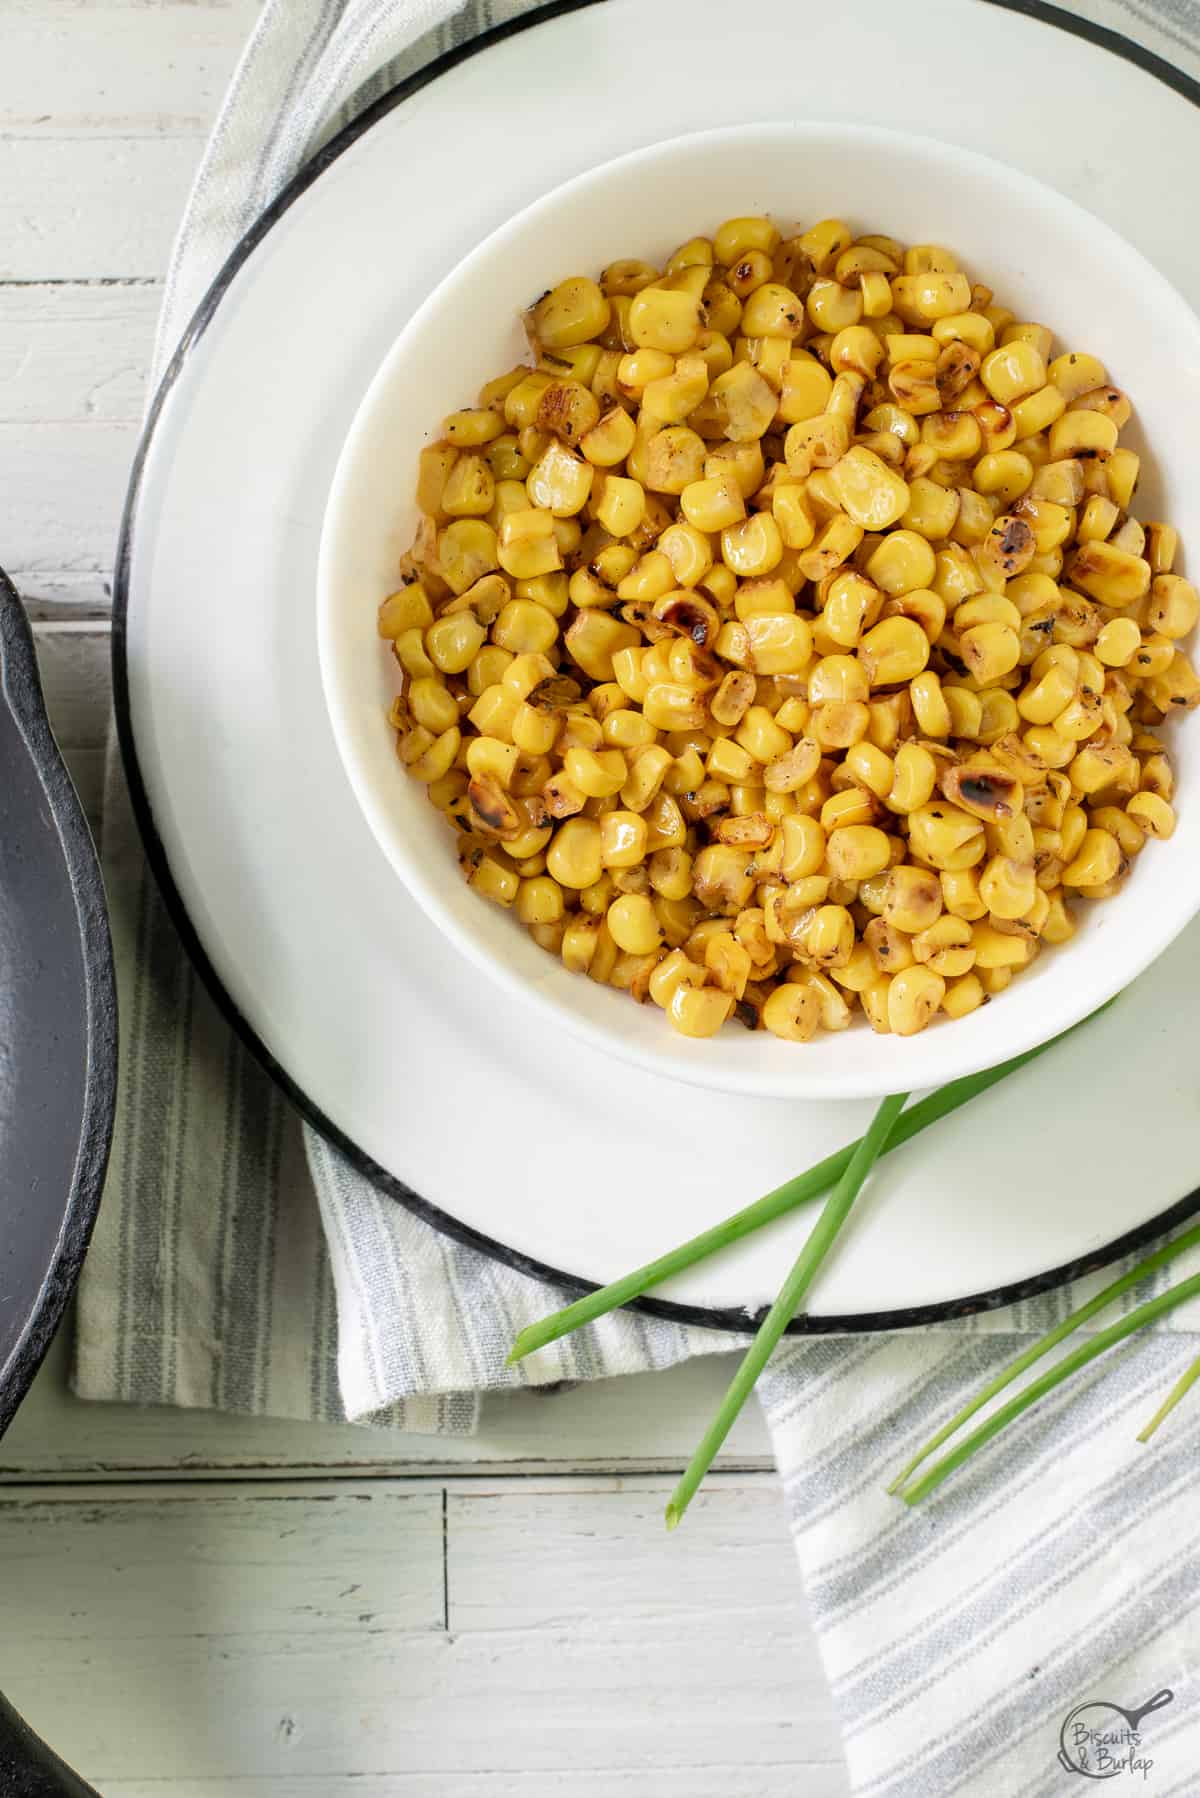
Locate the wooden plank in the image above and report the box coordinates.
[0,1327,773,1478]
[0,138,201,280]
[0,283,157,424]
[0,1476,844,1791]
[3,1,260,137]
[4,419,135,589]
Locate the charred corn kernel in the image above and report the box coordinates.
[721,512,782,578]
[692,843,757,912]
[643,425,707,494]
[1062,827,1121,886]
[441,454,494,517]
[961,621,1020,683]
[497,508,562,579]
[803,904,854,968]
[1048,350,1107,400]
[762,738,821,795]
[922,409,982,462]
[887,965,945,1035]
[667,981,734,1037]
[1147,575,1199,639]
[580,406,637,467]
[911,917,976,978]
[978,854,1038,920]
[806,279,863,332]
[533,277,611,349]
[972,401,1017,455]
[680,473,745,532]
[865,529,936,596]
[784,414,852,478]
[1127,791,1175,838]
[515,875,565,925]
[461,846,518,906]
[981,341,1046,404]
[620,743,674,813]
[606,892,661,955]
[771,483,817,550]
[888,359,941,415]
[823,824,890,880]
[883,864,943,933]
[1048,408,1119,459]
[491,598,559,657]
[628,286,702,354]
[593,473,646,538]
[528,438,597,517]
[760,984,820,1040]
[1068,541,1151,607]
[940,865,987,921]
[828,446,911,529]
[378,584,434,638]
[1069,740,1136,796]
[858,616,930,686]
[970,920,1033,969]
[909,803,986,870]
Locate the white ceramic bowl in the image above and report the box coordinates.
[318,121,1200,1100]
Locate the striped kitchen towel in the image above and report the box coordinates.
[74,0,1200,1790]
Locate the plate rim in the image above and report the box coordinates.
[0,569,118,1435]
[112,0,1200,1336]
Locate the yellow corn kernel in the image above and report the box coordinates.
[735,704,792,765]
[1017,660,1075,724]
[970,921,1033,969]
[1068,541,1150,608]
[908,670,950,737]
[978,854,1038,921]
[981,341,1046,404]
[416,444,459,515]
[858,615,930,686]
[562,746,626,800]
[939,866,987,922]
[778,355,834,424]
[770,483,816,550]
[408,675,459,735]
[1047,350,1107,400]
[888,359,941,415]
[645,947,702,1008]
[678,472,743,533]
[588,472,643,538]
[460,844,519,906]
[546,817,604,890]
[941,972,984,1018]
[491,598,559,658]
[1061,827,1121,886]
[865,529,936,596]
[628,286,702,354]
[883,864,943,933]
[667,982,733,1037]
[1127,791,1175,839]
[644,846,691,901]
[510,700,560,756]
[378,583,435,638]
[821,569,881,647]
[532,277,611,349]
[908,803,986,871]
[722,512,783,578]
[806,279,863,333]
[973,451,1033,506]
[602,707,657,751]
[393,628,436,678]
[886,332,940,362]
[777,813,824,881]
[523,442,591,517]
[423,612,484,675]
[580,406,637,467]
[535,378,601,446]
[438,519,501,595]
[497,508,562,580]
[605,893,662,956]
[761,984,821,1041]
[515,874,566,926]
[441,453,495,518]
[707,737,756,784]
[887,965,945,1035]
[1146,575,1199,640]
[408,725,461,785]
[763,739,823,795]
[823,824,890,881]
[800,904,851,969]
[561,611,639,686]
[1010,384,1066,438]
[1048,409,1119,459]
[621,744,674,814]
[961,621,1020,684]
[825,445,909,529]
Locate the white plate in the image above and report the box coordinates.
[117,0,1200,1328]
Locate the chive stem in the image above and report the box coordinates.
[898,1269,1200,1505]
[508,1000,1115,1368]
[665,1091,909,1531]
[887,1218,1200,1494]
[1137,1349,1200,1443]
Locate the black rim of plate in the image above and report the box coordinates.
[1,569,117,1434]
[112,0,1200,1336]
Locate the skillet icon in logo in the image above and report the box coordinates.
[1058,1689,1174,1779]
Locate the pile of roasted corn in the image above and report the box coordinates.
[378,214,1196,1042]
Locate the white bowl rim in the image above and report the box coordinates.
[318,118,1200,1100]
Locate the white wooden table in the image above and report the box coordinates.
[1,4,847,1790]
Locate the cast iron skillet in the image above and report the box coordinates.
[0,567,116,1794]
